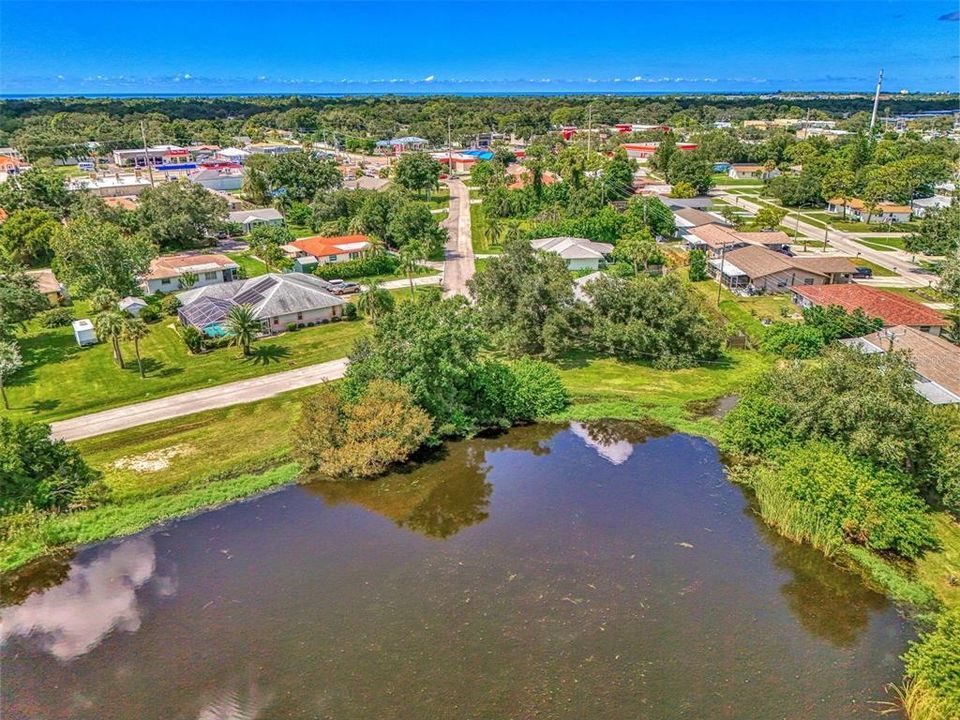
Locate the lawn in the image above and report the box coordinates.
[831,219,920,233]
[711,174,763,187]
[855,236,906,251]
[688,277,798,341]
[849,258,897,277]
[875,285,951,304]
[5,313,368,424]
[414,187,450,210]
[225,251,269,277]
[916,513,960,612]
[552,349,772,438]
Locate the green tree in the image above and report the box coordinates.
[750,207,788,231]
[669,181,697,199]
[601,148,635,201]
[0,340,23,410]
[94,310,127,368]
[398,242,425,297]
[467,234,576,356]
[688,248,709,281]
[0,167,73,217]
[393,152,442,196]
[0,208,59,267]
[136,180,228,250]
[905,199,959,256]
[292,380,432,479]
[178,271,198,290]
[0,418,104,512]
[667,152,713,194]
[821,168,857,218]
[88,286,120,313]
[0,265,49,340]
[355,279,394,324]
[265,153,342,201]
[51,215,156,297]
[247,223,294,272]
[613,229,661,274]
[242,166,273,205]
[386,200,445,255]
[123,317,150,378]
[761,322,825,358]
[225,304,260,356]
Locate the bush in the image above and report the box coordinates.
[38,307,74,328]
[160,295,181,316]
[286,322,298,332]
[331,316,341,323]
[503,357,569,421]
[344,303,358,320]
[903,609,960,718]
[292,380,432,479]
[0,419,105,513]
[747,442,936,558]
[761,322,825,358]
[181,325,203,353]
[314,254,398,281]
[688,249,709,281]
[138,304,162,323]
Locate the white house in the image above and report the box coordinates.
[826,198,913,223]
[530,237,613,271]
[911,195,952,218]
[227,208,284,234]
[189,167,244,191]
[72,319,98,347]
[727,164,781,180]
[119,296,149,316]
[216,147,251,164]
[142,254,240,295]
[285,235,372,266]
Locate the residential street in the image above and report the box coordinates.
[712,189,935,288]
[50,357,348,442]
[441,177,475,297]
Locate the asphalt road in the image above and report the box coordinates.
[50,358,349,442]
[441,177,475,297]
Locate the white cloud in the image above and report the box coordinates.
[423,75,435,82]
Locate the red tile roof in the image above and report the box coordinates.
[290,235,371,259]
[793,284,945,328]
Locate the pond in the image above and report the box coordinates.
[2,423,912,719]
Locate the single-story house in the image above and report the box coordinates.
[177,273,346,336]
[227,208,284,234]
[285,235,371,267]
[826,198,912,223]
[531,237,613,271]
[506,164,559,190]
[673,208,728,239]
[841,325,960,404]
[26,268,68,305]
[72,319,97,347]
[622,142,697,161]
[727,164,781,180]
[910,195,952,218]
[189,167,244,191]
[142,253,240,295]
[66,174,153,197]
[0,154,22,173]
[119,296,149,316]
[709,245,855,293]
[791,284,946,335]
[685,224,793,257]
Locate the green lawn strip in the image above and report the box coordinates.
[711,174,763,187]
[831,220,920,233]
[856,236,906,251]
[414,189,450,210]
[287,224,317,238]
[6,317,367,423]
[687,278,797,341]
[878,286,952,304]
[225,251,269,277]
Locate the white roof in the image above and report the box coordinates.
[218,147,250,157]
[912,195,951,209]
[72,319,94,331]
[530,237,613,260]
[227,208,283,224]
[119,296,148,309]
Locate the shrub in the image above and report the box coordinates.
[38,307,74,328]
[688,249,709,281]
[343,303,358,320]
[0,419,105,513]
[181,325,203,353]
[331,316,341,323]
[903,609,960,718]
[286,322,298,332]
[314,254,398,281]
[761,322,825,358]
[160,295,181,316]
[503,357,569,420]
[138,304,162,323]
[747,442,936,558]
[292,380,432,479]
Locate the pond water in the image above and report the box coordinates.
[2,423,912,719]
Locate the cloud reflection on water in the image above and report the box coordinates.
[1,537,173,660]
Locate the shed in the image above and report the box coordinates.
[72,319,98,346]
[119,296,149,316]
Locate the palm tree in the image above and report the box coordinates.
[398,243,425,297]
[483,216,501,251]
[89,287,120,314]
[94,311,127,368]
[178,271,198,290]
[225,304,260,357]
[365,235,387,257]
[356,280,393,325]
[123,317,150,378]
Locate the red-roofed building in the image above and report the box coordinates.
[285,235,372,270]
[791,284,946,335]
[622,142,697,161]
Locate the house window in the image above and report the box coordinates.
[161,278,172,286]
[297,312,303,321]
[918,326,930,333]
[273,317,279,325]
[204,272,217,281]
[349,252,360,260]
[328,256,338,263]
[803,278,814,285]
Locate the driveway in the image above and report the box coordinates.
[50,358,348,442]
[441,177,475,297]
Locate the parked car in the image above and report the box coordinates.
[325,279,360,295]
[852,266,873,279]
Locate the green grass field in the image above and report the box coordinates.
[225,251,269,277]
[711,174,763,187]
[855,236,907,252]
[5,311,367,423]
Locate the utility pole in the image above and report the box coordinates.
[869,69,884,134]
[716,242,727,306]
[447,116,452,178]
[796,208,805,252]
[139,120,156,188]
[587,105,593,155]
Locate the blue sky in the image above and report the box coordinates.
[2,1,958,95]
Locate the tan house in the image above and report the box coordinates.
[686,224,792,256]
[842,326,960,404]
[26,268,68,305]
[728,164,781,180]
[826,198,912,223]
[709,245,855,293]
[142,254,240,295]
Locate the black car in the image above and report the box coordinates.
[852,266,873,279]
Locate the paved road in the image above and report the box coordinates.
[713,190,933,287]
[50,358,349,442]
[441,177,475,297]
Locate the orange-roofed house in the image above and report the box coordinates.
[285,235,372,272]
[791,284,946,335]
[0,155,22,174]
